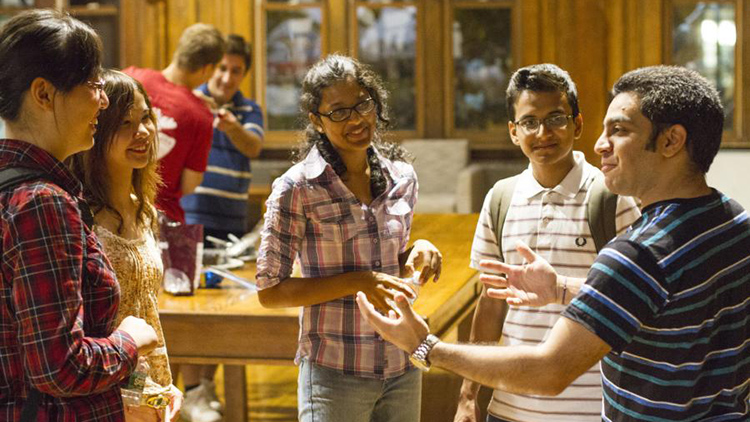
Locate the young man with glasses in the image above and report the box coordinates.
[452,64,640,422]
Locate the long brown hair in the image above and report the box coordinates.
[69,69,161,234]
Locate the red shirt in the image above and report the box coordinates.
[0,139,138,421]
[123,67,213,223]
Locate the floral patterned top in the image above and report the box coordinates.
[95,219,172,395]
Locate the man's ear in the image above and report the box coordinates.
[28,77,56,112]
[508,120,520,146]
[573,113,583,139]
[660,124,687,158]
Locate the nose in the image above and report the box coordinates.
[594,131,610,156]
[99,90,110,110]
[348,109,365,124]
[135,121,150,139]
[221,71,231,85]
[537,121,554,138]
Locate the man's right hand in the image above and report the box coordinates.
[453,393,481,422]
[117,316,158,355]
[357,271,418,315]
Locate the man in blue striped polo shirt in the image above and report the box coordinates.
[356,66,749,422]
[180,34,264,422]
[182,34,264,241]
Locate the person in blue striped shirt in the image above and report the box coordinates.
[356,65,749,422]
[179,34,264,422]
[182,34,264,240]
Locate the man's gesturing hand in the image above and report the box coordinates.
[355,291,429,354]
[479,241,559,307]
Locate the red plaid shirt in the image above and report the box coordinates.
[0,140,138,421]
[257,146,417,379]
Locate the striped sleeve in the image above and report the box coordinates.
[615,195,641,235]
[470,190,502,269]
[562,240,668,352]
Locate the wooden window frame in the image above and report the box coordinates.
[349,0,425,140]
[443,0,519,150]
[256,0,328,149]
[664,0,750,148]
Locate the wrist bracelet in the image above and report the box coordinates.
[561,276,568,304]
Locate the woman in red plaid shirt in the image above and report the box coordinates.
[256,55,442,422]
[0,10,158,421]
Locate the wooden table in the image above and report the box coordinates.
[159,214,481,422]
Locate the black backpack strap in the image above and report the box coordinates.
[19,389,42,422]
[0,167,94,227]
[0,167,46,192]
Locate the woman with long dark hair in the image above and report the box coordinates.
[70,69,183,421]
[256,54,442,422]
[0,10,157,421]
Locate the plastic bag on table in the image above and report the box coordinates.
[158,214,203,295]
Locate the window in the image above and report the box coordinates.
[447,1,514,147]
[256,0,517,148]
[262,2,323,134]
[667,0,749,146]
[354,2,420,133]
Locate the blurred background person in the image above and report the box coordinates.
[180,34,264,421]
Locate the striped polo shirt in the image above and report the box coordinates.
[470,151,641,422]
[563,190,750,421]
[181,86,264,234]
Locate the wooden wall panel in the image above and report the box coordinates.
[121,0,168,70]
[119,0,690,152]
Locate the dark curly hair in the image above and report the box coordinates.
[292,54,410,198]
[612,65,724,174]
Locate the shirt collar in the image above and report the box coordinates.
[0,139,83,197]
[302,144,402,187]
[516,151,589,200]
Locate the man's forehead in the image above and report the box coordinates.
[604,93,643,123]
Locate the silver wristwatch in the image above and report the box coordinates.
[409,334,440,371]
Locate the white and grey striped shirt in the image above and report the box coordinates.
[470,151,641,422]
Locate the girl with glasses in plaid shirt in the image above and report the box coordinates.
[0,10,158,421]
[256,55,442,422]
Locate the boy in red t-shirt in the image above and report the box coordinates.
[124,23,225,224]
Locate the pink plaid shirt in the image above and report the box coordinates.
[256,146,417,379]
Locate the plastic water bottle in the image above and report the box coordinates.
[121,357,150,406]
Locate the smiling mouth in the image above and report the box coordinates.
[347,126,369,139]
[129,144,149,153]
[533,143,557,150]
[601,163,616,172]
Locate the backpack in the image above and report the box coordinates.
[0,166,93,422]
[488,172,617,262]
[0,167,94,226]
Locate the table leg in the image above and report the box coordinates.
[223,365,248,422]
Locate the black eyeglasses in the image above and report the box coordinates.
[316,98,376,122]
[514,114,574,134]
[86,78,105,95]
